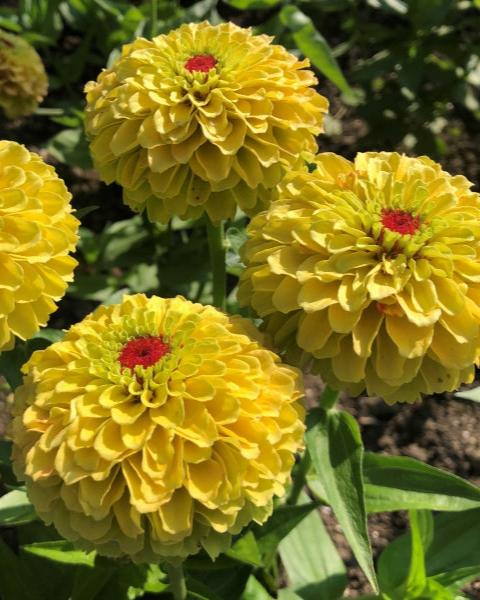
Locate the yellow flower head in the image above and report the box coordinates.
[84,21,328,224]
[0,141,79,351]
[239,152,480,404]
[12,294,304,562]
[0,31,48,119]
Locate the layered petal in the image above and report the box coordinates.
[12,294,305,562]
[239,152,480,403]
[0,141,79,350]
[84,21,328,223]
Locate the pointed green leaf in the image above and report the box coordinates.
[363,453,480,512]
[226,531,263,567]
[306,409,378,591]
[22,541,96,567]
[433,565,480,594]
[378,508,480,594]
[241,576,274,599]
[0,489,36,526]
[31,329,64,344]
[0,537,35,600]
[277,591,304,600]
[404,511,430,597]
[279,492,347,600]
[253,502,319,566]
[0,343,28,389]
[71,566,116,600]
[279,6,358,102]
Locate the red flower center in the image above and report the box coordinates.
[381,209,420,235]
[184,54,217,73]
[119,336,170,370]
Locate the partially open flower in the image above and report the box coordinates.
[0,31,48,119]
[12,294,304,562]
[0,141,79,351]
[84,21,328,223]
[239,152,480,403]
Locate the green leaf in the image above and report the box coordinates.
[378,508,480,594]
[225,0,281,8]
[363,453,480,512]
[0,16,21,32]
[225,225,247,276]
[0,489,37,526]
[75,205,99,220]
[71,566,115,600]
[124,263,159,294]
[416,579,455,599]
[22,541,96,567]
[0,440,12,466]
[366,0,407,14]
[378,511,435,599]
[32,329,64,344]
[279,492,347,600]
[433,565,480,594]
[404,511,430,597]
[96,563,167,600]
[226,531,263,567]
[186,573,244,600]
[279,6,357,102]
[241,576,274,600]
[408,0,453,28]
[0,536,35,600]
[306,409,378,592]
[101,216,149,264]
[277,591,304,600]
[253,502,319,566]
[44,128,92,170]
[0,344,26,389]
[455,386,480,403]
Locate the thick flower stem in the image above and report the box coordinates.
[319,385,340,411]
[166,563,187,600]
[287,450,312,505]
[206,217,226,310]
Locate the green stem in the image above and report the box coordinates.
[166,562,187,600]
[319,384,340,411]
[34,107,65,116]
[206,217,226,310]
[287,449,312,505]
[150,0,158,37]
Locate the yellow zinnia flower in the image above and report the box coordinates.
[0,31,48,119]
[239,152,480,404]
[84,21,328,223]
[12,294,304,562]
[0,141,79,351]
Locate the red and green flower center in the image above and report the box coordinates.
[185,54,217,73]
[381,209,420,235]
[119,336,170,369]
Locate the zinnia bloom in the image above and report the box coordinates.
[12,294,304,562]
[0,31,48,119]
[239,152,480,404]
[84,21,328,223]
[0,141,79,351]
